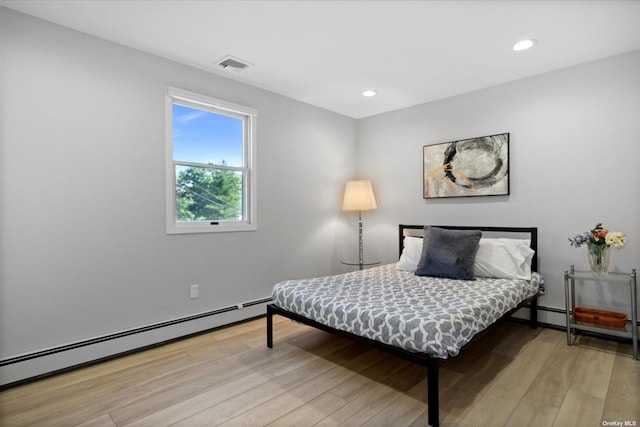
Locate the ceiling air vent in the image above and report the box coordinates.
[216,55,251,72]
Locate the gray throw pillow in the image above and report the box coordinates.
[415,226,482,280]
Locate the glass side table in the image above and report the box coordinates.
[564,265,638,360]
[341,260,381,271]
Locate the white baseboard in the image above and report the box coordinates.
[512,304,568,328]
[0,303,604,388]
[1,299,270,388]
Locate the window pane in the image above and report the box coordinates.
[175,165,243,222]
[172,103,243,167]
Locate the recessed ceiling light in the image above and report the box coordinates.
[362,90,377,97]
[513,39,537,51]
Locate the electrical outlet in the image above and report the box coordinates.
[190,284,199,299]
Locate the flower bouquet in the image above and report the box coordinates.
[569,223,627,273]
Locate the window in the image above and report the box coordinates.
[166,87,257,233]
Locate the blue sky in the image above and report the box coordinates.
[172,104,243,167]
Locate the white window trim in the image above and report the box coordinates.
[165,86,257,234]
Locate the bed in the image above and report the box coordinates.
[266,225,542,427]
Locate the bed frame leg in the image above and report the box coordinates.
[427,357,440,427]
[530,296,538,329]
[267,304,273,348]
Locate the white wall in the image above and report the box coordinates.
[358,50,640,324]
[0,9,356,385]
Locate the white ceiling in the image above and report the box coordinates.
[2,0,640,118]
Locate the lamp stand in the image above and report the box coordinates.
[341,209,379,271]
[358,210,364,266]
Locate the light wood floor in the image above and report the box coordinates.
[0,316,638,427]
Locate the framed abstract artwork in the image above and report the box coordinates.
[423,133,509,199]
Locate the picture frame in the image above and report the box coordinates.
[423,133,509,199]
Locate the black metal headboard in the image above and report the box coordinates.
[398,224,538,273]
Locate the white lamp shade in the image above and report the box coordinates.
[342,179,377,212]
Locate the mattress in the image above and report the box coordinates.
[271,264,542,358]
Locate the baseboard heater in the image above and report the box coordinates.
[0,297,272,368]
[517,303,640,332]
[3,302,636,390]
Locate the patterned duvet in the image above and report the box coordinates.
[271,264,542,358]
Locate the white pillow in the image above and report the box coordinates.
[396,236,423,271]
[473,238,534,280]
[396,235,535,279]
